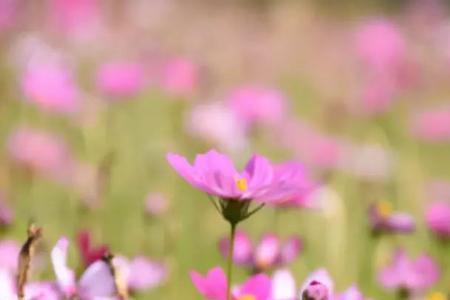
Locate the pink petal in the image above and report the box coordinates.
[51,237,76,297]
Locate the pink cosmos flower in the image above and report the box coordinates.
[51,237,116,299]
[159,57,199,97]
[190,267,271,300]
[166,149,300,203]
[378,249,440,293]
[411,107,450,142]
[219,232,302,272]
[8,128,74,181]
[271,268,333,300]
[77,230,109,268]
[368,202,415,235]
[96,62,145,99]
[425,201,450,239]
[21,63,79,115]
[145,193,170,217]
[228,86,287,129]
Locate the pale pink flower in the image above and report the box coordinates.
[159,57,199,97]
[21,63,79,115]
[96,61,145,99]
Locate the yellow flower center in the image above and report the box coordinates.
[236,178,248,192]
[377,200,393,218]
[428,292,447,300]
[237,295,256,300]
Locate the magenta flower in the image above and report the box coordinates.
[219,231,302,272]
[368,201,415,235]
[21,63,79,115]
[51,237,116,299]
[228,86,287,129]
[167,149,299,203]
[190,267,271,300]
[168,149,303,300]
[96,61,145,99]
[159,57,199,97]
[425,201,450,240]
[77,230,109,268]
[378,249,440,294]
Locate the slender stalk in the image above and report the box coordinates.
[226,223,237,300]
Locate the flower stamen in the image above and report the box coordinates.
[236,178,248,192]
[237,295,256,300]
[377,200,393,218]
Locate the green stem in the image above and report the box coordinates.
[226,223,237,300]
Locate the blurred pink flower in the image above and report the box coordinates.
[300,269,334,300]
[218,230,253,266]
[121,256,167,292]
[0,240,20,273]
[159,57,199,97]
[218,231,302,272]
[0,199,14,226]
[167,149,302,203]
[425,201,450,239]
[253,234,281,271]
[49,0,100,34]
[334,286,366,300]
[145,193,170,217]
[51,237,116,299]
[354,18,418,114]
[190,266,271,300]
[8,128,74,181]
[368,201,415,235]
[228,86,287,129]
[360,77,396,114]
[411,107,450,141]
[271,268,333,300]
[378,249,440,293]
[186,102,247,153]
[21,63,79,115]
[0,0,18,31]
[355,19,406,74]
[96,61,145,99]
